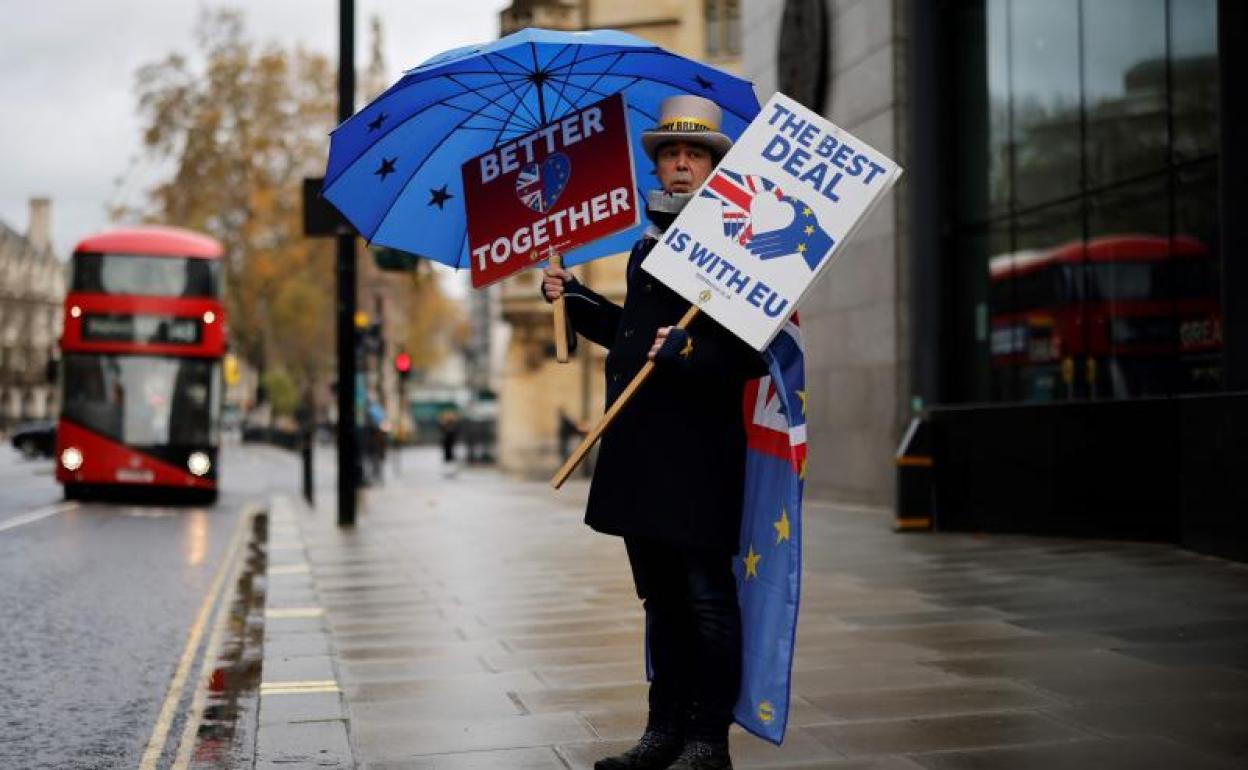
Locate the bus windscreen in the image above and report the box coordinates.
[61,354,220,446]
[72,253,221,298]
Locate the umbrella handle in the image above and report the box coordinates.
[551,252,569,363]
[551,305,701,489]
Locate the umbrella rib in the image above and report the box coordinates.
[545,51,629,113]
[492,47,540,78]
[543,47,660,73]
[541,58,582,118]
[371,108,508,252]
[440,73,528,128]
[544,50,757,123]
[529,42,546,123]
[543,44,591,118]
[543,42,578,75]
[329,69,530,182]
[481,52,542,131]
[544,71,653,123]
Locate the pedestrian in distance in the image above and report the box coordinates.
[543,95,766,770]
[437,408,460,476]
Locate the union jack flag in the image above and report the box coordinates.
[514,153,571,213]
[700,169,784,248]
[734,315,805,744]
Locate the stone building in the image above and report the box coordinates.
[0,198,66,429]
[744,0,905,506]
[495,0,742,476]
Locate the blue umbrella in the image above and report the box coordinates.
[322,27,761,270]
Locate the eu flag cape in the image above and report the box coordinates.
[734,317,806,744]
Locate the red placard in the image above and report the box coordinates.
[462,94,638,288]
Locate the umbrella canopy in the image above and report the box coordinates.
[322,27,761,270]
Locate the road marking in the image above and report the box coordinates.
[0,501,78,534]
[169,512,251,770]
[137,504,256,770]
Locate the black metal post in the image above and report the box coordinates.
[302,429,315,506]
[1219,0,1248,390]
[336,0,357,527]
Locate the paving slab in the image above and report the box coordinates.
[253,448,1248,768]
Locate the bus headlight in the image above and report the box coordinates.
[61,447,84,471]
[188,452,211,477]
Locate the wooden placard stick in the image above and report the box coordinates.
[550,251,570,363]
[551,304,701,489]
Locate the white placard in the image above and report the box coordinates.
[641,92,903,350]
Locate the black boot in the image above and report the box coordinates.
[594,729,684,770]
[667,740,733,770]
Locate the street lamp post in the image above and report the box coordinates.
[336,0,357,527]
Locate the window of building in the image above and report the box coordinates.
[948,0,1220,404]
[705,0,741,58]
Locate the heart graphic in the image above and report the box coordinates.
[515,153,572,213]
[749,190,793,234]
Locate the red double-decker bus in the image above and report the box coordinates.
[988,234,1221,400]
[55,226,225,503]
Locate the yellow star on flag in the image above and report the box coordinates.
[796,243,807,254]
[774,508,790,544]
[679,336,694,358]
[743,544,761,579]
[796,389,807,415]
[804,225,814,236]
[757,700,775,724]
[802,206,812,217]
[799,457,807,480]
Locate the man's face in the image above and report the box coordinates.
[656,141,714,194]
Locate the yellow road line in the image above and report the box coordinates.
[169,509,253,770]
[0,501,78,534]
[137,504,255,770]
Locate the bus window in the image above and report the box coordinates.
[62,354,218,446]
[72,253,221,298]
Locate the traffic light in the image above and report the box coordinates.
[394,351,412,377]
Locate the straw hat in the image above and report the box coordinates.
[641,95,733,161]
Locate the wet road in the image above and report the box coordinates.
[0,441,300,769]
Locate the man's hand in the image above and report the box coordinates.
[542,265,573,302]
[647,326,673,360]
[648,326,692,363]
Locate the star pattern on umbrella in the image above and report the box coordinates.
[374,157,397,181]
[428,185,454,209]
[694,74,715,91]
[367,112,388,132]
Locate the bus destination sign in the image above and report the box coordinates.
[82,314,203,346]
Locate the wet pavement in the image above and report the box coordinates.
[259,448,1248,769]
[0,440,299,769]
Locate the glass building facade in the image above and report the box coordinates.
[945,0,1220,404]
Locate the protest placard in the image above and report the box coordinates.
[461,93,639,289]
[641,92,903,350]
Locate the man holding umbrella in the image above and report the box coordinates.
[543,95,766,770]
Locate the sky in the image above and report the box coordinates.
[0,0,507,261]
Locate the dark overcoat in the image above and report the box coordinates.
[563,236,767,554]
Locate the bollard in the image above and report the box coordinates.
[302,429,315,506]
[894,416,933,532]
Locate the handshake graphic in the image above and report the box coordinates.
[701,170,835,271]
